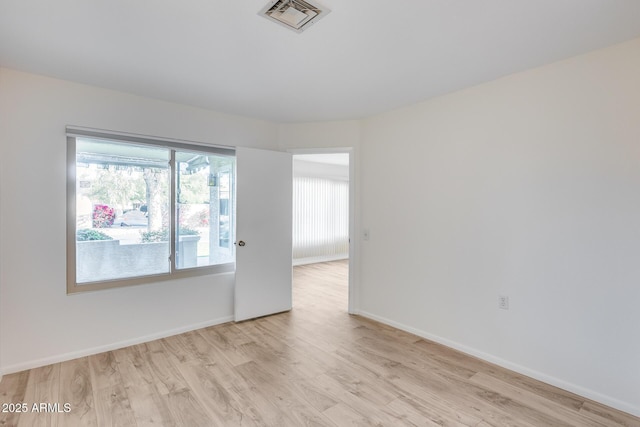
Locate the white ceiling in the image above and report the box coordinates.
[1,1,640,123]
[295,153,349,166]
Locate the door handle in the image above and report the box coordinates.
[236,241,246,247]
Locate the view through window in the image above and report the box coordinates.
[69,134,235,292]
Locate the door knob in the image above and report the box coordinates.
[237,241,246,247]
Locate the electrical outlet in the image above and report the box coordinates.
[498,295,509,310]
[363,229,370,241]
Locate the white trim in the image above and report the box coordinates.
[356,310,640,418]
[293,254,348,266]
[347,150,356,315]
[66,125,235,156]
[1,315,234,375]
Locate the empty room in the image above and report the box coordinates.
[1,1,640,426]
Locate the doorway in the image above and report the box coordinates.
[291,150,354,313]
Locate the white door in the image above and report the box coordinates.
[235,147,292,322]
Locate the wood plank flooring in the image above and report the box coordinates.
[1,260,639,426]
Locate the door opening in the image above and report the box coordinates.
[291,150,354,313]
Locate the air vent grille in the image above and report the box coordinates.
[259,0,331,33]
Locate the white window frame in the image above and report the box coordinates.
[66,127,235,294]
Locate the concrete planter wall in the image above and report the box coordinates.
[177,234,200,269]
[76,235,200,283]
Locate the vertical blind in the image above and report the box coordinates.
[293,176,349,262]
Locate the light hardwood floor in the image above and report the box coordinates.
[1,260,639,426]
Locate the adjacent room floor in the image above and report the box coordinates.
[1,260,638,426]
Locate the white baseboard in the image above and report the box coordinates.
[0,315,234,376]
[293,254,348,266]
[355,310,640,418]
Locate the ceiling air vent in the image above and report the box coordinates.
[259,0,331,33]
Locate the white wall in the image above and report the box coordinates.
[293,159,349,181]
[359,37,640,416]
[0,68,278,374]
[278,120,361,151]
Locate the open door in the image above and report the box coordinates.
[235,147,292,322]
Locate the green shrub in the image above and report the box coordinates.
[140,229,168,243]
[140,227,199,243]
[76,229,114,241]
[179,227,199,236]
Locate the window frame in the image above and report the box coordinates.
[66,127,235,294]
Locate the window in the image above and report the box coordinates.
[293,176,349,262]
[67,128,235,293]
